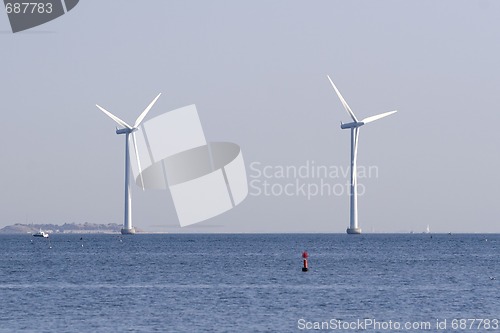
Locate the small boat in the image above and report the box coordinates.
[33,229,49,238]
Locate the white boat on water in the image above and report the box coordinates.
[33,229,49,238]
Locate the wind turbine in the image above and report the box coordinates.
[327,75,396,234]
[96,93,162,235]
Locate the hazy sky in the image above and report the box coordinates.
[1,1,499,233]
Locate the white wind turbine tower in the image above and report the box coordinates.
[96,93,162,235]
[327,76,396,234]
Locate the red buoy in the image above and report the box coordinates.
[302,251,309,272]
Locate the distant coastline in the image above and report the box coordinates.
[0,223,136,234]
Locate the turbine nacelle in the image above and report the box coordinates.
[341,121,364,129]
[115,127,139,135]
[116,127,135,135]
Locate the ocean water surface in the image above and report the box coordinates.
[0,234,498,332]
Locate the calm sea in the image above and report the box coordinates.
[0,234,498,332]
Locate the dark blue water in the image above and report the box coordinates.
[0,234,498,332]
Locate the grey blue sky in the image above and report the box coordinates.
[1,1,499,233]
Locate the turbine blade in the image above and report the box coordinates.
[131,132,145,191]
[134,93,162,128]
[96,105,132,129]
[361,110,397,124]
[327,75,358,122]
